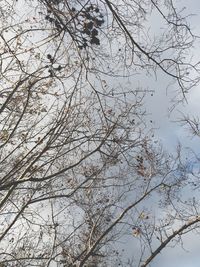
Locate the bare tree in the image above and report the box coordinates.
[0,0,199,266]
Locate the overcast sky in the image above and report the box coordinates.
[142,1,200,266]
[144,0,200,151]
[4,1,200,266]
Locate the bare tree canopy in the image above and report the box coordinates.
[0,0,200,266]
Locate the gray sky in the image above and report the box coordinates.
[152,233,200,267]
[143,1,200,266]
[3,1,200,266]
